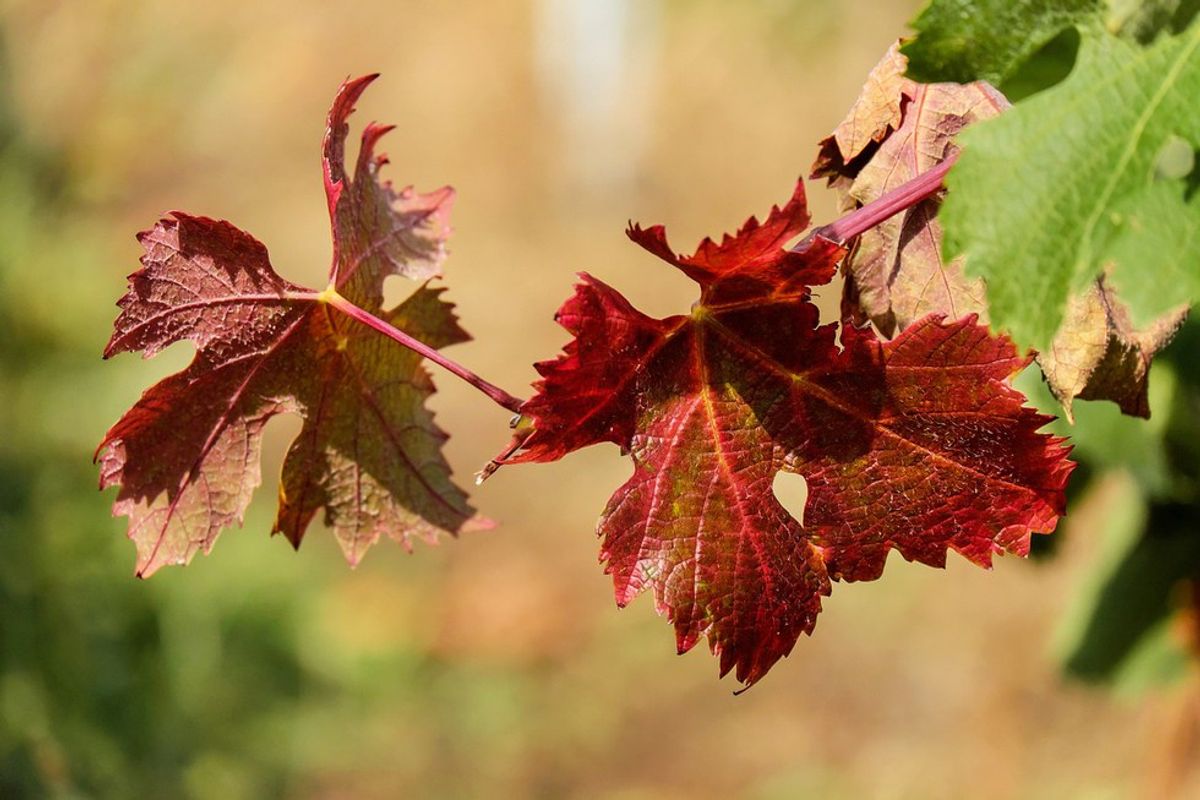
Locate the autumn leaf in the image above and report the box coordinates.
[1039,277,1188,421]
[501,181,1073,685]
[812,41,1007,337]
[98,75,482,576]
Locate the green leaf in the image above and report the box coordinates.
[902,0,1101,85]
[1110,0,1200,43]
[941,20,1200,352]
[1106,179,1200,327]
[998,26,1083,102]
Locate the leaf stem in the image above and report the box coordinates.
[801,153,958,247]
[294,156,960,418]
[321,289,526,413]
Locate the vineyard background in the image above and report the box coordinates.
[1,0,1195,797]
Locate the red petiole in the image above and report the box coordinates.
[800,153,957,248]
[311,158,957,415]
[293,287,526,414]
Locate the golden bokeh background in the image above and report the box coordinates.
[1,1,1195,797]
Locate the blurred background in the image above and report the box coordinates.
[1,0,1198,797]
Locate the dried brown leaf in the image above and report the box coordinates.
[812,41,1008,336]
[1039,276,1188,421]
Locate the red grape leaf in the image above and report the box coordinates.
[812,41,1008,337]
[502,180,1073,685]
[98,75,482,576]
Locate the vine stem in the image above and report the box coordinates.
[285,158,959,419]
[799,152,958,248]
[303,287,526,414]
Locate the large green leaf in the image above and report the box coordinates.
[941,20,1200,351]
[902,0,1100,85]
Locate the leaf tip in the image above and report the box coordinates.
[462,514,497,533]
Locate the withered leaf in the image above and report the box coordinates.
[812,41,1008,337]
[1039,276,1188,421]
